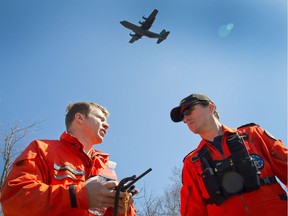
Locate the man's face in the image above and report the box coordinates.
[82,107,109,144]
[182,103,213,134]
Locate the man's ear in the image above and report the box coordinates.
[208,103,216,114]
[75,113,85,124]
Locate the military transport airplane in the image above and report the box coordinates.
[120,9,170,44]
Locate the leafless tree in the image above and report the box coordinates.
[0,121,40,188]
[157,167,181,216]
[136,167,182,216]
[135,186,163,216]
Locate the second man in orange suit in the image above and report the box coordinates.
[170,93,287,216]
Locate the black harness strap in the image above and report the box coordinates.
[69,185,77,208]
[198,148,227,205]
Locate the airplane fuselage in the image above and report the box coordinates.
[120,21,161,38]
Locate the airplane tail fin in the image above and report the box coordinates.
[157,30,170,44]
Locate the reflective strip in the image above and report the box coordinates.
[54,163,85,176]
[54,174,76,181]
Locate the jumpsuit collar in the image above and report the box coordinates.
[196,125,237,151]
[60,131,109,159]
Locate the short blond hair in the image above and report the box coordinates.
[65,102,109,130]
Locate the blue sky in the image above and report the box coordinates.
[0,0,287,196]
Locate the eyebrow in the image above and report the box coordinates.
[94,112,106,122]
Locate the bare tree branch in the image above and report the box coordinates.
[135,166,181,216]
[0,121,41,188]
[135,186,163,216]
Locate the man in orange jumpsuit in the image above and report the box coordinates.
[1,102,136,216]
[170,94,287,216]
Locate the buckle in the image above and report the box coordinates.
[260,176,277,185]
[262,177,270,185]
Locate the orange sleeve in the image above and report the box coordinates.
[241,125,288,186]
[180,159,209,216]
[121,204,137,216]
[258,128,288,185]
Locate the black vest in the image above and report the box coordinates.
[198,132,261,205]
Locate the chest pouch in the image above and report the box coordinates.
[227,133,261,192]
[199,133,260,206]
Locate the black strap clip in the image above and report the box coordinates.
[259,176,277,185]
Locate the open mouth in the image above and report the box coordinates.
[100,129,106,136]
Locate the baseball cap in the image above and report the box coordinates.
[170,94,213,122]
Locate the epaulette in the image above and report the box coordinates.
[237,123,259,129]
[183,149,195,162]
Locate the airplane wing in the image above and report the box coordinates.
[120,21,143,43]
[139,9,158,30]
[129,33,142,43]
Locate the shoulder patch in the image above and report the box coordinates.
[250,154,264,170]
[237,123,258,129]
[264,130,277,141]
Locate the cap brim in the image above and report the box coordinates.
[170,106,183,122]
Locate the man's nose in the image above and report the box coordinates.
[183,115,191,124]
[103,122,109,130]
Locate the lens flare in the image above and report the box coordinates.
[218,23,234,38]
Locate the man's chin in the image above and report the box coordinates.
[92,139,103,145]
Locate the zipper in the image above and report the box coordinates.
[271,152,286,162]
[240,195,251,216]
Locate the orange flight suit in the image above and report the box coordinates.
[0,132,136,216]
[181,124,287,216]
